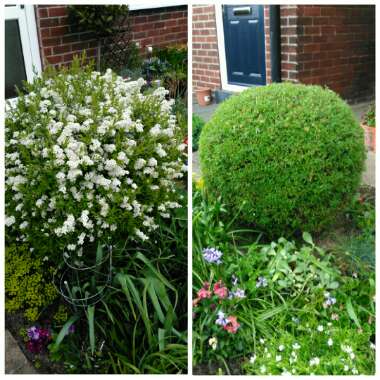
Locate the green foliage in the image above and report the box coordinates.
[199,83,365,237]
[5,244,57,321]
[334,188,376,268]
[363,103,375,127]
[192,187,375,375]
[67,5,130,37]
[192,114,205,151]
[172,98,188,139]
[143,45,187,99]
[48,202,187,374]
[53,304,70,325]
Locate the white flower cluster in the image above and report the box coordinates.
[5,66,187,257]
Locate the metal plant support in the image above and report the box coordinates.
[54,245,112,310]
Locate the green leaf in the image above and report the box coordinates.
[346,298,361,328]
[50,315,79,352]
[327,281,340,289]
[96,243,103,265]
[87,305,96,354]
[302,232,313,245]
[158,328,166,351]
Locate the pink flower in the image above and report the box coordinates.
[223,316,240,334]
[213,280,228,299]
[198,288,212,299]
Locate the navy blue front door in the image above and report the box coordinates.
[223,5,266,86]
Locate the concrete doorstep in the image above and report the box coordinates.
[5,329,36,374]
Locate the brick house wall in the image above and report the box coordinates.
[192,4,375,103]
[35,5,187,68]
[295,5,375,103]
[192,5,221,91]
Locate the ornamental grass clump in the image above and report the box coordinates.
[5,58,187,261]
[199,83,365,236]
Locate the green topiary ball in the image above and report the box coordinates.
[199,83,365,236]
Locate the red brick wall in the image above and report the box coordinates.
[296,5,375,102]
[192,5,374,103]
[35,5,187,68]
[192,5,221,91]
[279,5,300,82]
[263,6,272,84]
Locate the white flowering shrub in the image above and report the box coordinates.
[5,60,187,260]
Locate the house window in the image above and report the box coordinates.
[5,5,41,99]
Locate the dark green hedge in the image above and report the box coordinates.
[199,83,365,236]
[192,114,205,151]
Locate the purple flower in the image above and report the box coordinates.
[229,288,246,299]
[202,247,223,264]
[27,326,40,341]
[215,310,228,327]
[256,276,268,288]
[323,292,337,308]
[65,324,76,336]
[26,326,51,354]
[233,288,246,298]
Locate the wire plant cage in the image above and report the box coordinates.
[54,243,113,309]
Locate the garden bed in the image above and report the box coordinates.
[193,84,375,376]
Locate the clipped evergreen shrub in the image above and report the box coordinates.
[192,114,205,151]
[199,83,365,236]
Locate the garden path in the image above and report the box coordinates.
[192,100,375,187]
[5,329,36,374]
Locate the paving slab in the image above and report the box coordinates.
[5,329,36,374]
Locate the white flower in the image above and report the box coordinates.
[317,325,324,332]
[249,355,256,364]
[292,342,301,350]
[341,345,353,354]
[135,228,148,241]
[344,365,349,372]
[78,232,86,245]
[208,337,217,350]
[260,365,266,374]
[20,221,28,229]
[309,357,320,366]
[134,158,146,170]
[278,345,285,351]
[276,355,282,362]
[5,215,16,227]
[327,338,333,346]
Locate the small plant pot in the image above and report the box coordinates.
[361,123,376,152]
[196,88,212,106]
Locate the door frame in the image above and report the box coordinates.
[5,5,42,86]
[215,4,266,92]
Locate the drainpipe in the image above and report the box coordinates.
[269,5,281,82]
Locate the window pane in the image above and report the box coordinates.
[5,19,27,99]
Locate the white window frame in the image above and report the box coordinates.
[215,4,253,92]
[5,4,42,95]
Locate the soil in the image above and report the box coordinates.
[193,358,244,375]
